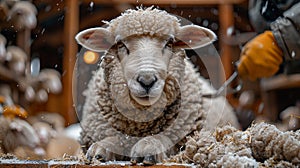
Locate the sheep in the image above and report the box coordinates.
[6,1,37,30]
[31,121,57,147]
[0,0,37,30]
[27,112,65,133]
[14,113,81,160]
[76,7,239,165]
[38,69,62,95]
[23,69,63,103]
[279,101,300,131]
[21,121,80,159]
[6,46,27,75]
[0,116,42,154]
[14,120,81,160]
[0,1,9,22]
[0,34,7,62]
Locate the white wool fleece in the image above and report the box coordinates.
[105,7,181,40]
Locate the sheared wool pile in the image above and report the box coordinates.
[170,122,300,167]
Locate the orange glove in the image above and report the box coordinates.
[237,31,283,81]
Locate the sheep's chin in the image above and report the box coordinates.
[131,94,161,106]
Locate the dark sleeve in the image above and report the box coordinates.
[271,2,300,61]
[248,0,284,33]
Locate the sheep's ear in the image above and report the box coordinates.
[75,28,114,52]
[175,25,217,49]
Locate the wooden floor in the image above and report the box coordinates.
[0,159,193,168]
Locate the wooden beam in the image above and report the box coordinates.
[261,74,300,91]
[83,0,246,5]
[62,0,79,125]
[218,4,239,107]
[219,4,234,80]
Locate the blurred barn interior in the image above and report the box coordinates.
[0,0,299,132]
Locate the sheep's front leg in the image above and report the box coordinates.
[86,136,125,163]
[130,135,173,165]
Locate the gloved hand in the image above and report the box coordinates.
[237,31,283,81]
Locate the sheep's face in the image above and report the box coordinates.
[115,35,173,106]
[76,18,216,106]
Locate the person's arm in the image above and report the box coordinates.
[271,2,300,61]
[237,31,283,81]
[237,2,300,81]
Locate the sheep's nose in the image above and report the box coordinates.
[137,74,157,93]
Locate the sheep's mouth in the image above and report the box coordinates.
[135,95,156,101]
[139,96,150,100]
[131,94,161,106]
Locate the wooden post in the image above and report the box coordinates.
[62,0,79,125]
[17,29,31,55]
[17,28,32,78]
[218,4,234,80]
[218,4,238,107]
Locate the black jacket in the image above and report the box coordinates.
[249,0,300,61]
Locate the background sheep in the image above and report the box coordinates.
[0,116,42,155]
[14,121,81,160]
[28,112,81,159]
[5,1,37,30]
[5,46,27,75]
[76,7,239,165]
[14,113,81,160]
[0,34,6,62]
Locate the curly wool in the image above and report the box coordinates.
[80,50,205,155]
[105,7,181,40]
[250,123,300,165]
[80,49,239,157]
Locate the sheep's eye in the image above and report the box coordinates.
[164,37,174,49]
[116,41,129,55]
[117,41,125,49]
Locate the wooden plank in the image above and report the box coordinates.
[0,164,190,168]
[0,160,191,168]
[49,164,190,168]
[260,74,300,91]
[61,0,79,125]
[0,160,48,168]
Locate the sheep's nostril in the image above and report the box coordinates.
[137,75,158,93]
